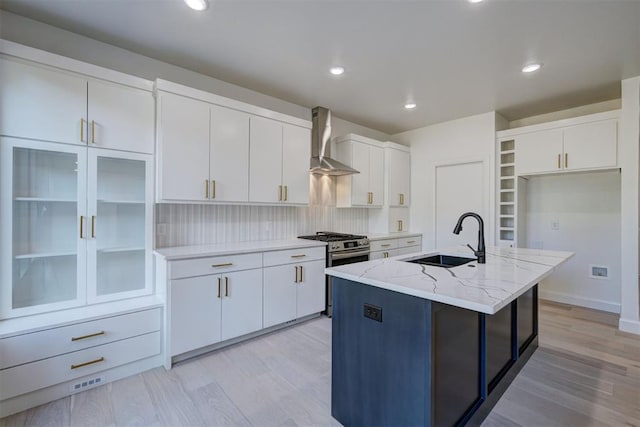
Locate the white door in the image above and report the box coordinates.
[515,129,563,175]
[170,275,222,356]
[263,264,297,328]
[87,80,154,154]
[388,149,410,207]
[435,161,485,250]
[563,120,617,171]
[296,260,326,318]
[368,145,385,207]
[220,269,263,340]
[282,124,311,204]
[249,116,283,203]
[157,92,210,202]
[0,138,87,318]
[351,142,370,206]
[0,58,87,145]
[210,105,250,202]
[86,150,153,304]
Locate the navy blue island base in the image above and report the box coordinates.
[331,277,538,427]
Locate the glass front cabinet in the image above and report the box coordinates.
[0,137,153,318]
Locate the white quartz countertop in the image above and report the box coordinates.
[325,246,573,314]
[367,232,422,241]
[154,239,327,260]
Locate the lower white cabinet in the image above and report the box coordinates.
[170,268,262,356]
[370,235,422,259]
[263,259,325,328]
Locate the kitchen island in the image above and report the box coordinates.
[326,246,573,427]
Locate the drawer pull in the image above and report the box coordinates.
[380,244,391,247]
[211,262,233,268]
[225,276,229,297]
[217,277,222,298]
[290,254,307,258]
[406,240,416,244]
[71,331,105,341]
[299,265,303,283]
[71,356,105,370]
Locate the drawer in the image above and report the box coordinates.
[263,246,325,267]
[0,331,161,400]
[370,249,399,260]
[370,239,398,252]
[397,246,422,256]
[398,236,422,249]
[170,253,262,279]
[0,308,161,370]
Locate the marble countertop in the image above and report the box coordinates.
[155,239,327,260]
[325,245,573,314]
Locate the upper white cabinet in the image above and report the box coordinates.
[335,134,385,207]
[514,116,618,176]
[249,117,311,204]
[387,146,411,207]
[0,57,154,154]
[155,80,311,205]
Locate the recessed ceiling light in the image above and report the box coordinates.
[522,63,542,73]
[468,0,484,3]
[404,103,417,110]
[184,0,208,11]
[330,66,345,76]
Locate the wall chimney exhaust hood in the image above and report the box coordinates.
[310,106,359,176]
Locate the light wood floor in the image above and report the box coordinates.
[1,300,639,427]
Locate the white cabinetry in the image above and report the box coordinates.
[263,247,325,328]
[515,118,618,176]
[169,253,263,356]
[335,134,385,207]
[369,235,422,259]
[249,117,311,204]
[0,57,154,154]
[369,142,412,233]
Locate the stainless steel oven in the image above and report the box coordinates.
[298,232,370,317]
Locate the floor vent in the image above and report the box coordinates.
[70,375,105,393]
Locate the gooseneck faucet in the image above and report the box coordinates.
[452,212,486,264]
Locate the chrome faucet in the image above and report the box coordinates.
[452,212,486,264]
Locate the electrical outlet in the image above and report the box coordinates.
[590,265,609,279]
[550,219,560,230]
[364,303,382,322]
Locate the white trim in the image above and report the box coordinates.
[334,133,386,148]
[539,290,620,314]
[154,79,311,129]
[497,110,621,138]
[0,39,152,91]
[618,318,640,335]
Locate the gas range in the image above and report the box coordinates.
[298,232,370,253]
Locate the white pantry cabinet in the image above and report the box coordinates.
[249,116,311,204]
[0,56,154,154]
[335,134,385,207]
[0,138,154,318]
[156,91,251,203]
[515,118,617,176]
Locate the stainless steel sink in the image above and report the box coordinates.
[406,254,475,268]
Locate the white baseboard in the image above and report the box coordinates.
[539,290,620,313]
[619,318,640,335]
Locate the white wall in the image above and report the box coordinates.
[619,77,640,334]
[393,112,498,250]
[525,172,621,313]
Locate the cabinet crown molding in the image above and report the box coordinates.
[497,110,620,139]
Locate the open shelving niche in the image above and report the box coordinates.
[497,138,527,247]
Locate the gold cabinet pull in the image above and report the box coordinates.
[399,193,404,205]
[371,192,374,204]
[91,120,96,144]
[383,252,389,258]
[565,153,568,168]
[380,244,391,247]
[211,262,233,268]
[71,357,104,370]
[205,180,209,199]
[225,276,229,297]
[217,277,222,298]
[299,265,303,283]
[406,240,416,244]
[294,266,299,283]
[91,216,96,238]
[80,216,85,239]
[290,254,307,258]
[284,185,288,201]
[278,185,283,201]
[398,220,403,231]
[80,118,85,143]
[211,180,216,199]
[557,154,561,169]
[71,331,105,341]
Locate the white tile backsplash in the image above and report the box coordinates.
[155,204,368,248]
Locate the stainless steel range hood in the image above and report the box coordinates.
[310,106,359,176]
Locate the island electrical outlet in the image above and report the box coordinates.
[364,303,382,322]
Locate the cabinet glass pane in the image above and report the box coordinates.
[95,157,146,296]
[12,147,79,309]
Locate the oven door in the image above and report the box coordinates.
[326,248,370,317]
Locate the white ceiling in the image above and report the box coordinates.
[1,0,639,134]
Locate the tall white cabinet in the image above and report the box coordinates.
[0,40,160,417]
